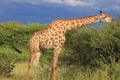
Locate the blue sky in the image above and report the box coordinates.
[0,0,120,24]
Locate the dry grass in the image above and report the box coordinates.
[0,62,120,80]
[0,62,31,80]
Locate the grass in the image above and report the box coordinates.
[0,47,120,80]
[0,61,120,80]
[0,62,28,80]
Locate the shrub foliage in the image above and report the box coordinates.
[0,22,47,76]
[63,22,120,68]
[0,21,120,77]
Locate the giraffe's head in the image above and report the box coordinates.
[96,11,114,23]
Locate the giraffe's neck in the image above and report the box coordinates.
[64,15,99,32]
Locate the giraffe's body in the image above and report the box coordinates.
[25,11,114,80]
[30,15,100,51]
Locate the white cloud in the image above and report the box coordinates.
[63,0,93,6]
[0,0,120,12]
[14,0,41,5]
[86,0,120,12]
[0,0,41,5]
[44,0,93,7]
[0,0,93,7]
[43,0,63,4]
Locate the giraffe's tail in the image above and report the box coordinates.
[11,46,22,54]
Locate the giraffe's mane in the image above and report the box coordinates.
[55,15,97,21]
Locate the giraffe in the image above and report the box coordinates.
[25,11,114,80]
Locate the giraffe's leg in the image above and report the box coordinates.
[25,52,41,80]
[25,53,36,80]
[50,47,61,80]
[33,52,41,80]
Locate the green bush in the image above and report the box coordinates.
[64,27,99,68]
[0,46,18,77]
[62,22,120,68]
[0,22,47,77]
[0,45,30,77]
[91,23,120,64]
[0,52,17,77]
[0,22,47,47]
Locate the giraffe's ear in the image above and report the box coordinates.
[99,11,102,14]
